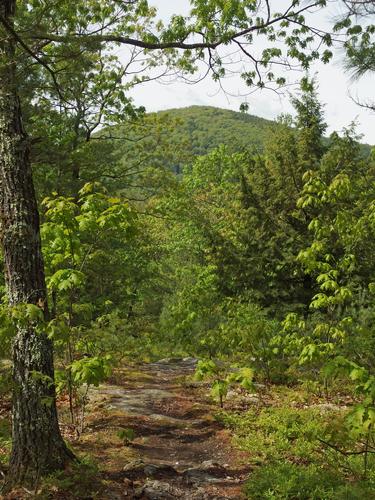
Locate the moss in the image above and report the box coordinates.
[0,418,11,465]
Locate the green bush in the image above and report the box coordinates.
[245,462,372,499]
[219,407,327,465]
[220,403,375,498]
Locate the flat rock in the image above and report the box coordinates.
[135,480,182,499]
[311,403,347,412]
[182,461,226,484]
[155,358,184,364]
[182,357,198,364]
[143,464,178,478]
[123,462,178,480]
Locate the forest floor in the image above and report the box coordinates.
[67,358,250,499]
[1,359,369,499]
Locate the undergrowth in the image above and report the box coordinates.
[36,458,101,499]
[218,387,375,499]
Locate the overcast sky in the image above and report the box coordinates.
[128,1,375,145]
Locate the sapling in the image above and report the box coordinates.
[195,359,255,408]
[41,185,133,432]
[117,428,136,446]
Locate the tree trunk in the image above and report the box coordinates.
[0,0,75,489]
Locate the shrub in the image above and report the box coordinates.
[245,462,371,499]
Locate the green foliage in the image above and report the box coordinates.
[160,264,222,356]
[55,354,111,433]
[38,183,140,429]
[117,427,136,445]
[219,301,282,382]
[325,356,375,441]
[245,462,370,500]
[195,360,254,407]
[220,406,328,465]
[0,305,15,359]
[160,82,325,321]
[0,367,12,399]
[41,183,137,352]
[9,303,45,329]
[153,106,275,160]
[103,106,370,178]
[195,360,229,407]
[272,116,375,482]
[70,355,112,388]
[0,418,11,465]
[37,457,101,498]
[220,402,375,498]
[152,80,335,377]
[1,0,375,491]
[335,2,375,112]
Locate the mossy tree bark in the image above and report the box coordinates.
[0,0,75,489]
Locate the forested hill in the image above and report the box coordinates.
[107,105,371,177]
[155,105,373,157]
[85,105,278,189]
[78,104,372,198]
[154,105,276,156]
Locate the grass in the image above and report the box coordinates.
[217,384,375,499]
[245,462,372,500]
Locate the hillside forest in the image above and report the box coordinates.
[0,1,375,498]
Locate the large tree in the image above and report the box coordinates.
[0,0,333,489]
[0,0,75,488]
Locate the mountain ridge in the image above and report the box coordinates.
[153,105,278,157]
[148,105,372,159]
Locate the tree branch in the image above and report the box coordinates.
[0,12,67,103]
[24,2,325,52]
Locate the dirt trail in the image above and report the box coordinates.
[89,358,249,499]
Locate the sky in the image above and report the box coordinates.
[127,1,375,145]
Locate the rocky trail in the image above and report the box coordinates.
[85,358,249,499]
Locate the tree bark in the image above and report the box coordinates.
[0,0,75,489]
